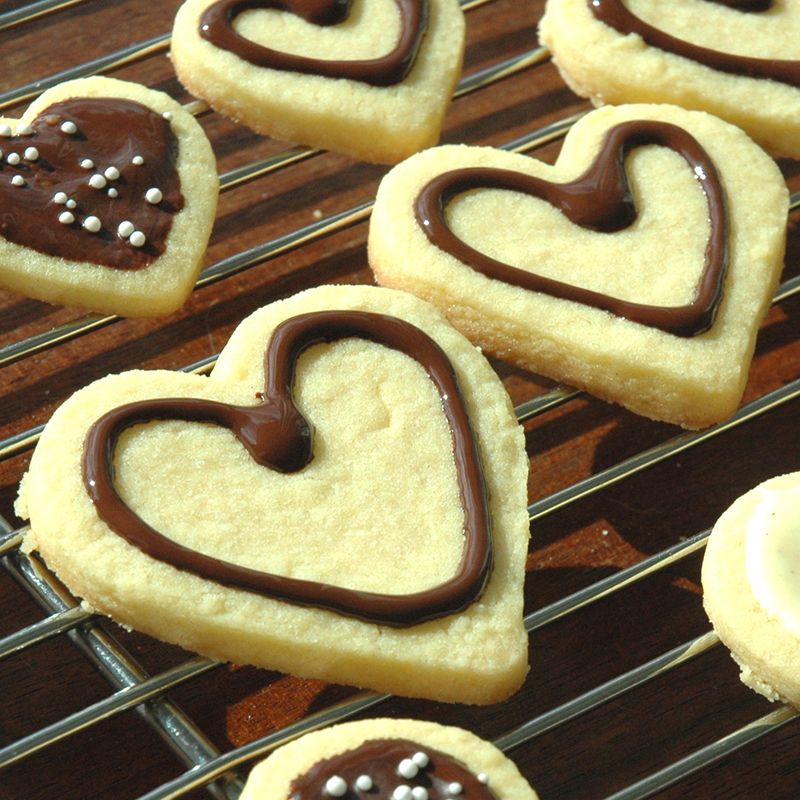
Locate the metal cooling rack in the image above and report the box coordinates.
[0,1,798,798]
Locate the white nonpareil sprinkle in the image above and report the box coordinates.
[104,166,120,180]
[60,121,77,135]
[398,759,419,779]
[355,775,373,791]
[117,220,135,238]
[477,773,489,784]
[162,111,173,121]
[58,211,75,224]
[324,775,347,797]
[129,230,146,248]
[17,125,33,136]
[145,187,163,204]
[80,158,94,169]
[411,788,429,800]
[89,173,107,189]
[108,187,118,198]
[83,215,101,233]
[0,125,10,136]
[411,752,429,768]
[447,783,463,796]
[132,155,144,165]
[392,787,413,800]
[66,199,77,209]
[24,146,38,161]
[6,152,20,165]
[11,175,24,187]
[53,192,68,204]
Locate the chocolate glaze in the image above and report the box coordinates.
[199,0,428,86]
[415,119,728,336]
[289,738,497,799]
[0,98,182,270]
[589,0,800,87]
[82,310,492,627]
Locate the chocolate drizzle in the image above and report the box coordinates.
[289,738,497,799]
[82,310,492,627]
[0,98,183,270]
[199,0,428,86]
[414,119,729,336]
[588,0,800,87]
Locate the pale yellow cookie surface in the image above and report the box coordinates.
[17,285,529,704]
[0,76,218,317]
[240,718,539,799]
[703,472,800,706]
[368,104,787,429]
[171,0,465,163]
[540,0,800,158]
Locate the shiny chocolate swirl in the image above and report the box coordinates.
[82,310,492,627]
[589,0,800,87]
[415,119,728,336]
[199,0,428,86]
[0,98,182,270]
[289,738,497,798]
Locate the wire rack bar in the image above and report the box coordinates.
[0,0,89,31]
[0,604,88,661]
[603,705,798,800]
[528,376,800,522]
[495,631,720,753]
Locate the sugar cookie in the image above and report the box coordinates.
[703,472,800,706]
[16,285,529,704]
[240,718,539,799]
[170,0,465,163]
[540,0,800,158]
[368,103,787,429]
[0,76,218,316]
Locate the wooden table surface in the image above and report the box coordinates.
[0,1,798,798]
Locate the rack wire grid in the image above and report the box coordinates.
[0,1,798,798]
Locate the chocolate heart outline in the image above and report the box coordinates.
[82,310,492,627]
[199,0,429,86]
[414,119,729,336]
[589,0,800,87]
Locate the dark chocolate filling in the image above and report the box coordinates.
[414,119,728,336]
[588,0,800,87]
[199,0,428,86]
[82,310,492,627]
[0,97,182,270]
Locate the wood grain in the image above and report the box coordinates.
[0,1,798,798]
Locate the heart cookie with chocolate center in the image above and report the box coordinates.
[0,76,217,317]
[540,0,800,158]
[17,285,530,704]
[170,0,465,163]
[368,104,788,429]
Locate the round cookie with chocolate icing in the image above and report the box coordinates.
[540,0,800,159]
[170,0,465,163]
[239,718,539,799]
[703,472,800,706]
[368,103,788,429]
[16,284,529,704]
[0,76,218,316]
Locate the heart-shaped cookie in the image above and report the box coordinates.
[0,76,218,317]
[368,104,788,429]
[170,0,465,163]
[17,285,530,703]
[703,472,800,706]
[239,718,539,799]
[540,0,800,158]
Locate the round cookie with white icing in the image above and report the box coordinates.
[16,284,529,704]
[703,472,800,705]
[368,103,788,429]
[0,76,218,316]
[170,0,465,163]
[539,0,800,159]
[239,718,539,799]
